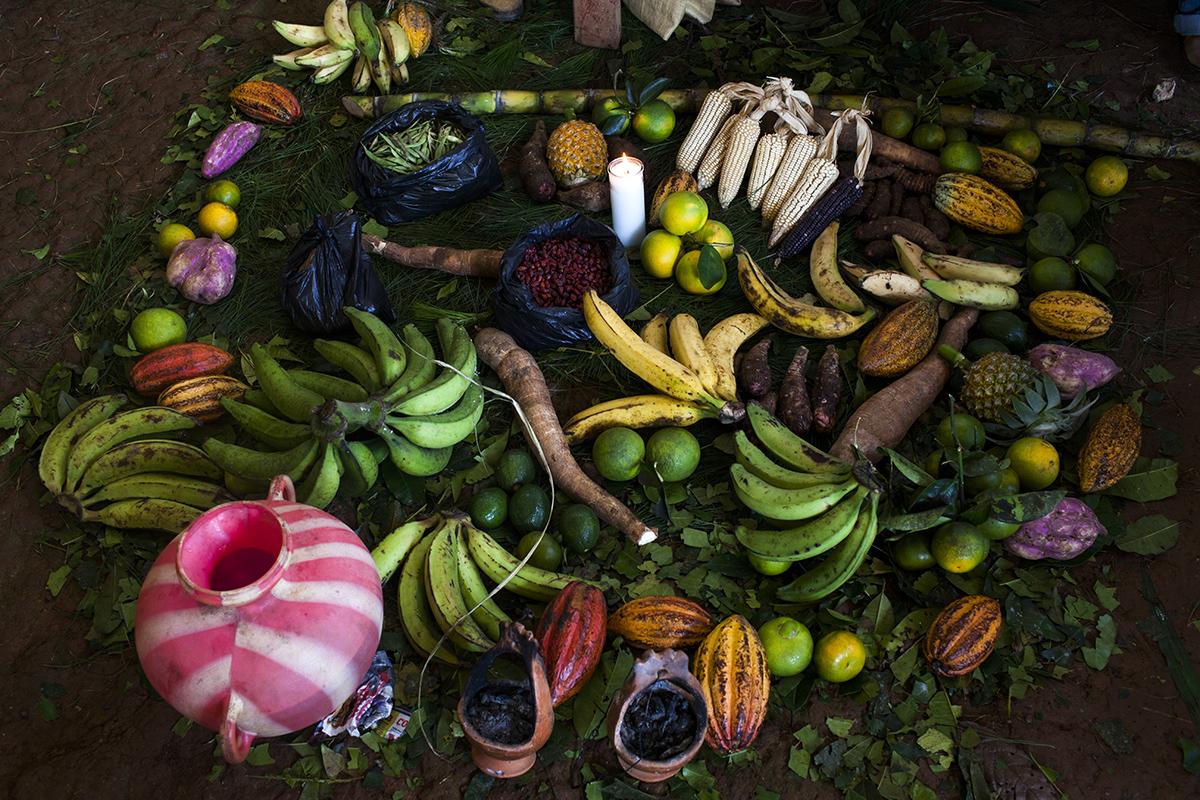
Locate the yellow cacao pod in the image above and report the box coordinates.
[923,594,1002,677]
[1078,403,1141,493]
[978,145,1038,191]
[390,2,432,58]
[857,299,939,377]
[1028,290,1112,341]
[692,614,769,754]
[932,173,1023,235]
[607,596,713,650]
[158,375,247,422]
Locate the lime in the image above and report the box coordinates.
[894,532,936,571]
[1028,257,1076,294]
[924,448,945,477]
[156,223,196,257]
[935,412,986,451]
[1039,168,1091,213]
[640,229,682,279]
[748,552,791,576]
[963,338,1009,359]
[130,307,187,352]
[881,107,916,140]
[197,202,238,238]
[592,97,630,134]
[814,631,867,683]
[496,449,537,491]
[691,220,735,261]
[759,617,814,677]
[911,123,946,151]
[645,427,701,483]
[1005,437,1060,490]
[509,484,550,533]
[930,521,990,573]
[559,503,600,554]
[592,427,645,482]
[1084,155,1128,197]
[1072,243,1117,286]
[1036,189,1085,228]
[977,311,1028,352]
[674,249,726,295]
[469,487,509,530]
[965,466,1020,496]
[204,179,241,209]
[632,99,676,143]
[944,126,969,144]
[1000,129,1042,163]
[977,516,1021,541]
[939,141,983,174]
[659,191,708,235]
[517,532,564,571]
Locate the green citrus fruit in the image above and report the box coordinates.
[509,484,550,533]
[977,516,1021,540]
[944,126,969,144]
[640,229,682,279]
[592,427,645,481]
[935,413,986,451]
[965,466,1020,496]
[559,503,601,554]
[592,97,630,134]
[1072,243,1117,286]
[1000,129,1042,163]
[977,310,1028,352]
[925,448,945,477]
[939,141,983,174]
[1036,189,1085,228]
[632,99,676,143]
[496,449,537,491]
[692,220,735,261]
[156,223,195,257]
[759,617,814,677]
[748,552,791,576]
[1005,437,1060,490]
[469,487,509,530]
[963,338,1010,359]
[912,123,946,151]
[1085,155,1128,197]
[814,631,867,683]
[517,532,564,571]
[1027,257,1076,294]
[881,107,916,139]
[204,179,241,208]
[197,202,238,238]
[930,521,990,573]
[894,532,936,571]
[674,248,726,295]
[645,427,701,483]
[659,191,708,235]
[130,307,187,352]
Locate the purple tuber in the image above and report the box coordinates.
[1028,343,1120,400]
[166,234,237,304]
[1004,497,1105,561]
[202,121,262,179]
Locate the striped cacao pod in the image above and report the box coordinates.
[130,343,235,396]
[228,81,302,125]
[933,173,1023,235]
[607,596,714,650]
[977,146,1038,191]
[534,582,607,707]
[857,299,939,377]
[1028,290,1112,341]
[1078,402,1141,493]
[923,594,1002,677]
[692,614,769,754]
[158,375,247,422]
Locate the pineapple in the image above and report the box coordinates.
[960,352,1037,423]
[546,120,607,187]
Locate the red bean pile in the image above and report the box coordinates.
[516,237,611,308]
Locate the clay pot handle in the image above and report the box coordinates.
[220,697,254,763]
[266,475,296,503]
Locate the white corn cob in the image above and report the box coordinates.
[696,115,739,190]
[759,134,818,224]
[717,115,762,208]
[677,90,734,173]
[746,132,788,210]
[768,157,840,246]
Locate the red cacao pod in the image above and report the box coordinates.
[228,80,302,125]
[923,594,1002,677]
[130,343,235,396]
[535,581,607,707]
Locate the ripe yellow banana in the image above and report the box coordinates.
[668,314,720,399]
[640,313,670,356]
[736,248,875,339]
[703,312,769,402]
[563,394,719,444]
[810,222,865,313]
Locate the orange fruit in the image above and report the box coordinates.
[631,99,676,143]
[814,631,867,683]
[197,202,238,238]
[1005,437,1060,490]
[1000,129,1042,163]
[130,308,187,352]
[204,179,241,208]
[759,617,814,677]
[930,522,989,573]
[1084,156,1128,197]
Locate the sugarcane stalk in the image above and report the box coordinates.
[361,233,503,278]
[342,88,707,119]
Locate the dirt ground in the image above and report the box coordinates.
[1,1,1198,798]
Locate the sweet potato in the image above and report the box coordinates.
[811,345,842,435]
[863,239,893,260]
[853,217,947,254]
[777,346,812,436]
[901,195,924,225]
[738,337,772,399]
[866,180,892,221]
[557,181,610,212]
[520,119,555,202]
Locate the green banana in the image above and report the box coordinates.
[343,307,405,386]
[424,525,494,652]
[383,324,437,403]
[376,426,452,477]
[76,439,222,497]
[220,398,312,450]
[347,1,381,61]
[334,439,378,497]
[372,514,441,582]
[313,338,382,392]
[386,382,484,449]
[377,18,410,68]
[397,532,461,665]
[224,472,269,498]
[921,278,1020,311]
[250,344,325,423]
[295,442,341,509]
[776,493,879,603]
[64,407,196,493]
[83,473,232,509]
[242,388,283,416]
[204,437,319,481]
[730,464,858,522]
[746,403,851,475]
[323,0,355,49]
[463,524,578,602]
[287,369,369,402]
[390,321,476,417]
[452,520,511,641]
[733,431,843,489]
[81,498,204,533]
[735,487,867,562]
[38,394,128,495]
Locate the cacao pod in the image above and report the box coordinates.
[608,596,713,650]
[932,173,1023,235]
[228,80,302,125]
[390,2,432,58]
[857,299,939,377]
[1028,290,1112,341]
[535,582,607,707]
[923,594,1002,677]
[977,145,1037,191]
[649,170,700,225]
[130,343,235,396]
[158,375,247,422]
[692,614,769,754]
[1078,402,1141,493]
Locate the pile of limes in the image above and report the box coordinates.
[641,192,735,296]
[592,426,701,484]
[758,617,867,683]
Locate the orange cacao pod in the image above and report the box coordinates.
[1078,402,1141,493]
[228,80,302,125]
[534,582,607,707]
[158,375,247,422]
[130,343,235,396]
[923,594,1002,677]
[692,614,769,754]
[607,596,714,650]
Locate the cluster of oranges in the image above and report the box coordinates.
[155,179,242,257]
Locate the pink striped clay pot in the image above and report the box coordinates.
[134,475,383,763]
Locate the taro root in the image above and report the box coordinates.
[1028,343,1120,400]
[166,235,237,304]
[1004,497,1105,561]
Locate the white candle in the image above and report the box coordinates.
[607,155,646,249]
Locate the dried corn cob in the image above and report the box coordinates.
[777,176,864,257]
[768,157,840,246]
[759,134,818,223]
[677,89,734,173]
[697,115,739,190]
[746,132,789,210]
[717,114,764,208]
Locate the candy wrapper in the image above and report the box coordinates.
[313,651,396,740]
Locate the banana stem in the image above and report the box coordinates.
[937,345,968,367]
[318,398,388,437]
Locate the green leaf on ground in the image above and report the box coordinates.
[1106,458,1177,501]
[1145,165,1171,181]
[1082,613,1117,670]
[1115,515,1179,555]
[1144,364,1174,383]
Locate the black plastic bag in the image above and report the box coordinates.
[280,211,395,334]
[349,101,502,225]
[492,213,639,351]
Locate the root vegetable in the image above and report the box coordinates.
[814,109,941,173]
[474,328,656,546]
[361,233,504,278]
[520,119,556,202]
[901,196,924,224]
[853,217,948,254]
[739,338,772,399]
[777,346,812,436]
[863,239,893,260]
[918,195,950,240]
[866,181,892,220]
[895,167,936,194]
[888,180,906,217]
[557,181,611,212]
[863,163,900,181]
[846,181,876,218]
[811,345,842,435]
[749,390,777,417]
[831,308,978,462]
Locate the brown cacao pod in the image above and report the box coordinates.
[693,615,769,754]
[857,299,939,377]
[923,594,1002,677]
[1078,402,1141,493]
[607,596,713,650]
[158,375,247,422]
[228,80,302,125]
[534,582,607,707]
[130,343,235,396]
